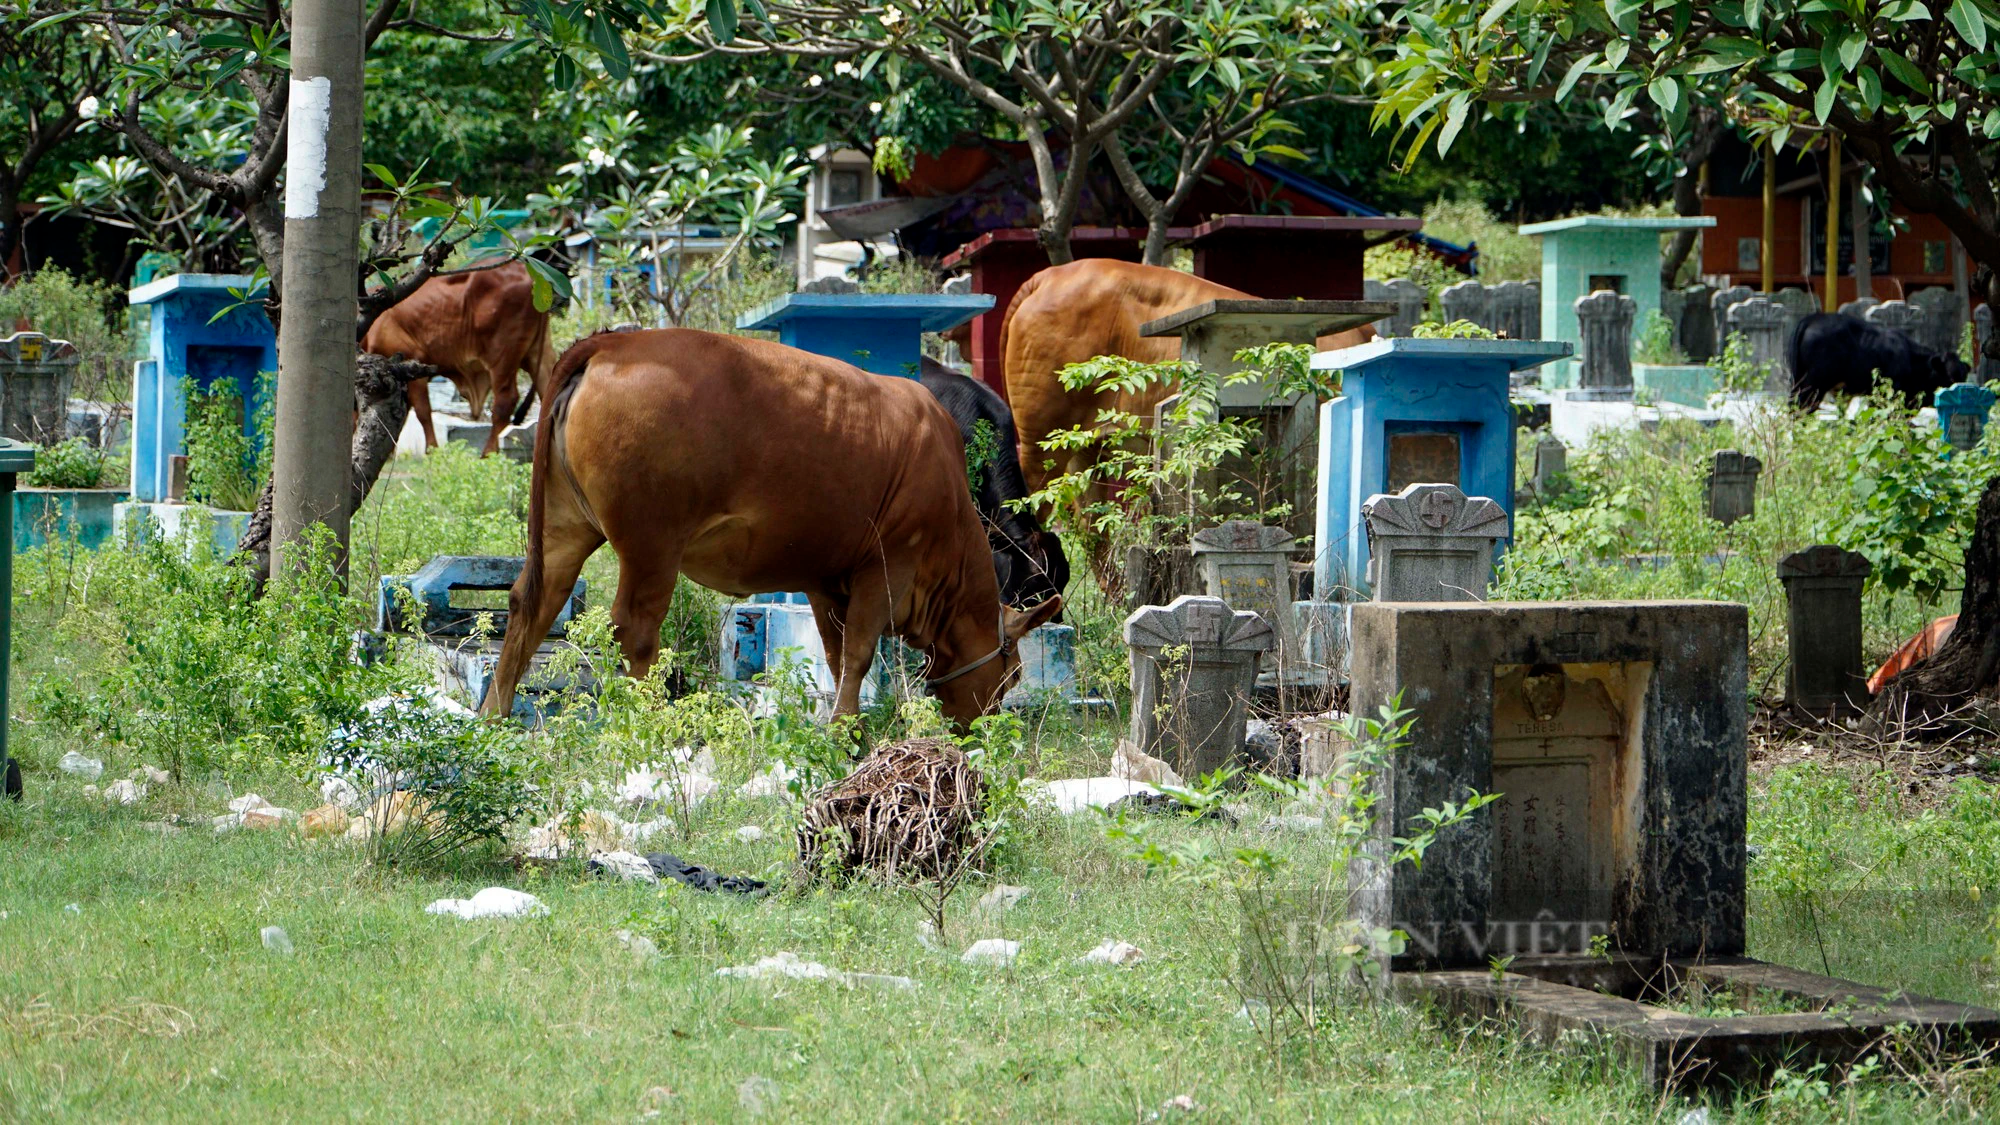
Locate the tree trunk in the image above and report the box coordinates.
[1660,110,1723,290]
[1869,476,2000,730]
[235,352,433,584]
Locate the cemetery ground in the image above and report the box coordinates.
[6,415,2000,1119]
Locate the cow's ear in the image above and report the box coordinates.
[1004,598,1062,640]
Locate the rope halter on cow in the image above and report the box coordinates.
[925,611,1012,687]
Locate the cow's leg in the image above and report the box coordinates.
[806,593,846,680]
[609,548,683,683]
[829,569,905,718]
[482,517,603,718]
[407,377,438,448]
[483,375,518,457]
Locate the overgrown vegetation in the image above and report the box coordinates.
[181,375,272,513]
[24,436,106,489]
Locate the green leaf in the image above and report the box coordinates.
[1858,64,1883,110]
[1879,48,1929,92]
[1985,106,2000,136]
[1648,75,1681,116]
[706,0,740,43]
[1773,48,1821,70]
[1814,77,1838,121]
[552,51,577,91]
[1557,53,1597,101]
[1956,0,1992,48]
[1882,0,1934,19]
[1438,95,1472,155]
[1837,32,1867,73]
[589,15,631,80]
[23,10,83,32]
[365,164,398,189]
[1479,0,1522,33]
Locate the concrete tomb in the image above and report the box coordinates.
[736,291,993,379]
[1840,297,1880,321]
[1936,381,1997,451]
[1705,450,1762,525]
[1364,278,1427,338]
[1124,595,1274,779]
[1708,284,1754,355]
[126,274,276,504]
[1865,298,1926,341]
[1190,520,1309,683]
[1571,289,1637,400]
[1911,286,1966,358]
[376,555,589,718]
[1724,296,1793,391]
[1437,280,1490,330]
[1360,483,1507,602]
[1519,215,1714,388]
[0,332,78,444]
[1777,546,1871,715]
[1487,281,1541,341]
[1531,435,1567,498]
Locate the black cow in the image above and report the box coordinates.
[919,358,1071,615]
[1789,311,1971,408]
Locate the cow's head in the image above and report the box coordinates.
[929,598,1063,725]
[993,530,1070,621]
[1935,351,1974,388]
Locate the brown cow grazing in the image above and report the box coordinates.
[1001,259,1376,497]
[478,329,1062,725]
[361,261,555,456]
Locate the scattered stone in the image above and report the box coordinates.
[1159,1094,1200,1114]
[977,885,1031,917]
[1029,777,1160,816]
[133,765,171,786]
[1079,940,1145,966]
[961,938,1020,967]
[228,793,272,814]
[136,820,182,836]
[240,806,296,831]
[522,809,675,860]
[81,784,99,799]
[299,804,351,840]
[616,753,720,811]
[320,776,362,811]
[916,920,944,952]
[1111,739,1183,787]
[212,814,241,834]
[615,928,660,962]
[736,761,799,800]
[734,825,765,843]
[737,1075,781,1118]
[589,850,660,884]
[64,903,80,914]
[260,925,294,954]
[715,951,915,990]
[425,887,548,920]
[100,779,146,805]
[1259,814,1324,833]
[58,751,103,780]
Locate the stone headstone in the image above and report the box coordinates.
[1365,278,1427,338]
[1360,483,1508,601]
[799,275,861,294]
[1865,299,1927,343]
[0,332,80,444]
[1189,521,1305,678]
[1710,285,1754,354]
[1979,304,2000,380]
[1123,595,1276,778]
[1439,280,1491,332]
[1777,546,1872,715]
[1936,381,1997,451]
[1532,435,1567,497]
[1839,297,1880,321]
[1346,600,1748,965]
[1773,288,1817,325]
[1572,289,1636,398]
[1705,450,1762,526]
[1911,287,1966,358]
[1725,296,1792,391]
[1489,281,1539,341]
[1677,284,1716,361]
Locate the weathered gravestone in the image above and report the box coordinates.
[1773,287,1817,326]
[1572,289,1636,399]
[1439,280,1492,331]
[0,333,78,444]
[1124,595,1275,778]
[1675,284,1716,361]
[1361,483,1508,601]
[1709,285,1754,355]
[1936,381,1997,451]
[1777,546,1871,715]
[1532,436,1567,497]
[1865,298,1927,342]
[1489,281,1540,341]
[1911,287,1966,358]
[1705,450,1762,525]
[1839,297,1880,321]
[377,555,590,717]
[1365,278,1427,338]
[1725,296,1792,392]
[1189,520,1306,679]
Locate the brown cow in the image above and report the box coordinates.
[361,261,555,456]
[1000,259,1375,497]
[478,328,1061,725]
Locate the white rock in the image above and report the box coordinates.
[212,813,241,834]
[320,776,362,811]
[227,793,272,814]
[425,887,548,920]
[101,779,146,805]
[615,928,659,962]
[734,825,766,843]
[594,850,659,884]
[1160,1094,1199,1113]
[738,1075,780,1117]
[736,761,799,799]
[960,938,1020,967]
[1079,939,1145,966]
[58,751,103,780]
[81,784,99,799]
[134,765,171,786]
[240,806,295,831]
[1259,814,1324,833]
[715,951,914,990]
[1027,777,1159,816]
[1111,739,1183,787]
[977,885,1031,916]
[260,925,294,954]
[915,919,944,952]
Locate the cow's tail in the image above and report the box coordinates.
[520,332,611,613]
[512,314,555,427]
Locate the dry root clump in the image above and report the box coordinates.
[796,737,985,881]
